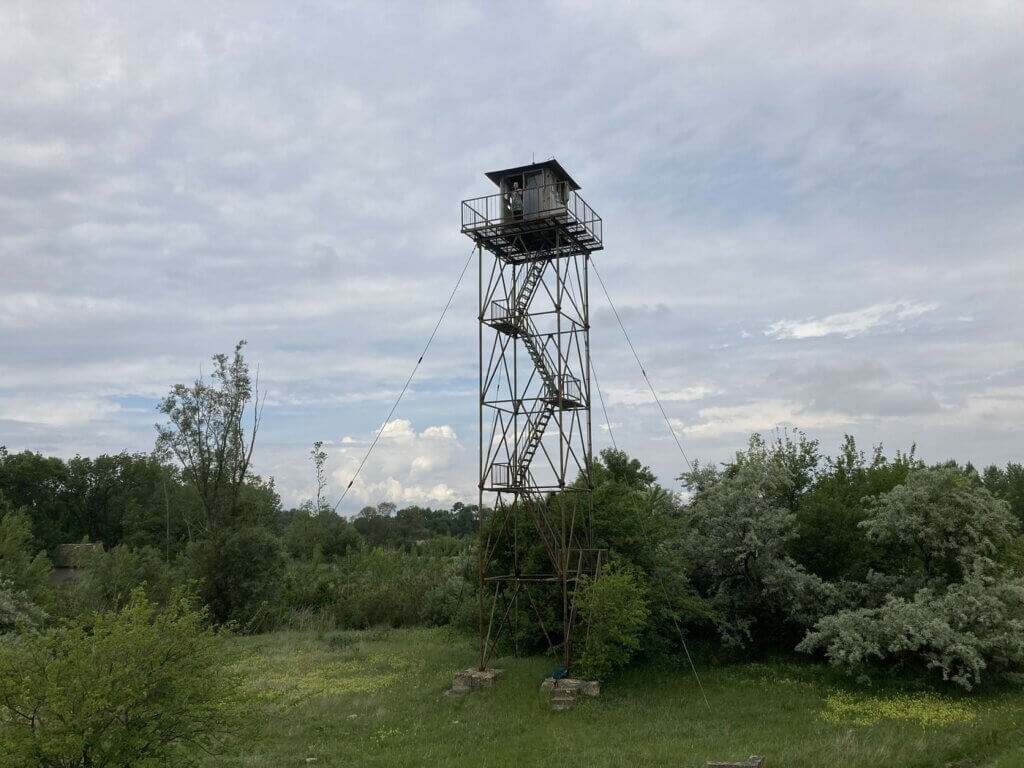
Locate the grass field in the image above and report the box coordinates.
[200,628,1024,768]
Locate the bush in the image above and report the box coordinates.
[0,508,51,607]
[419,558,475,628]
[0,589,249,767]
[0,578,46,635]
[798,569,1024,689]
[681,434,836,648]
[70,544,173,614]
[575,565,650,680]
[796,466,1024,689]
[277,549,474,630]
[861,466,1017,592]
[176,526,285,628]
[333,549,468,628]
[283,558,340,611]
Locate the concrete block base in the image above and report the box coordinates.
[540,677,600,710]
[706,757,765,768]
[446,667,504,696]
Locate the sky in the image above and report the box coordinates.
[1,1,1022,514]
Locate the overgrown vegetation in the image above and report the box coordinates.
[2,342,1024,763]
[0,589,248,767]
[196,628,1024,768]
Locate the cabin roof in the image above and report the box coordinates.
[485,159,581,191]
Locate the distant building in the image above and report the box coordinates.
[50,542,104,585]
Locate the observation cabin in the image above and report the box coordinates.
[460,159,603,263]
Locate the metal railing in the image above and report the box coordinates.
[561,375,582,404]
[486,307,585,407]
[491,463,510,487]
[490,299,511,324]
[461,181,602,247]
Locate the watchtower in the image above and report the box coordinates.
[461,160,603,670]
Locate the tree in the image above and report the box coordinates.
[792,436,919,582]
[311,440,328,512]
[0,451,74,553]
[0,579,46,635]
[155,340,262,540]
[681,433,835,648]
[798,466,1024,688]
[353,502,398,548]
[283,505,361,561]
[70,544,173,614]
[0,451,195,556]
[0,589,250,767]
[861,466,1016,592]
[983,462,1024,526]
[593,448,656,489]
[0,505,51,607]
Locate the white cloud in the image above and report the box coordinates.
[681,400,856,438]
[605,384,718,406]
[765,301,940,340]
[330,419,465,510]
[0,396,121,427]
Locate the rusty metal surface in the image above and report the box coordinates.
[464,161,604,671]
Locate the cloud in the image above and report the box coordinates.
[771,361,943,419]
[330,419,466,510]
[680,400,855,438]
[928,387,1024,432]
[604,384,718,407]
[0,396,122,427]
[764,301,940,340]
[1,2,1023,506]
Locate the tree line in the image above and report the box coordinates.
[1,341,1023,764]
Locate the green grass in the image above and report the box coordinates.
[200,628,1024,768]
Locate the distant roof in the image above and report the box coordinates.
[485,159,581,191]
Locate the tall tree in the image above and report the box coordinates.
[155,341,262,540]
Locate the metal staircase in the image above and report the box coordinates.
[514,260,547,317]
[517,389,554,484]
[509,262,559,487]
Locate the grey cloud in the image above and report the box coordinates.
[770,361,943,419]
[1,2,1023,509]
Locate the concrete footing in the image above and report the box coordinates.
[446,667,504,696]
[540,677,600,711]
[706,757,765,768]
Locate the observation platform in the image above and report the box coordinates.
[461,181,603,263]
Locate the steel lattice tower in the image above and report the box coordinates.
[461,160,604,670]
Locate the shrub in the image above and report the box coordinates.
[798,569,1024,689]
[283,558,340,611]
[333,549,458,628]
[70,544,173,614]
[681,434,836,648]
[0,508,51,606]
[0,589,249,766]
[277,549,474,630]
[0,578,46,635]
[419,559,474,627]
[575,565,650,680]
[861,466,1016,592]
[176,526,284,628]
